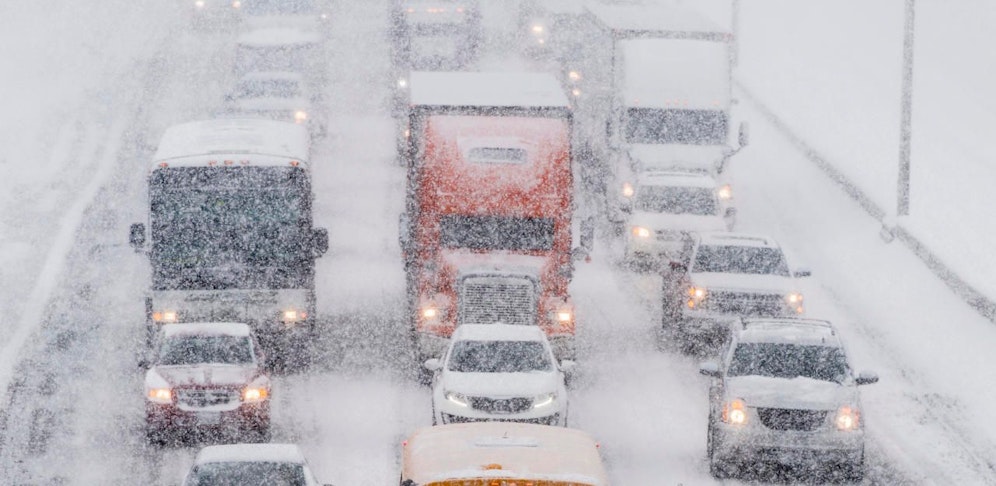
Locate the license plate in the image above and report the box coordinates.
[196,412,221,426]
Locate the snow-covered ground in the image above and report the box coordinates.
[1,0,995,484]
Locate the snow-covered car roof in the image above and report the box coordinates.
[162,322,252,338]
[402,423,607,485]
[697,232,779,249]
[153,119,310,167]
[637,169,718,189]
[408,71,570,113]
[193,443,306,465]
[451,323,549,342]
[586,3,729,39]
[237,27,321,47]
[737,317,840,347]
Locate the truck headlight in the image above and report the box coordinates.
[147,388,173,404]
[445,391,469,408]
[533,392,556,409]
[631,226,651,239]
[835,406,860,431]
[722,398,748,425]
[152,310,178,323]
[686,286,708,309]
[717,184,733,200]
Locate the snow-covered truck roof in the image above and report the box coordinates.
[621,37,731,109]
[152,119,310,168]
[402,423,608,485]
[408,71,571,116]
[585,3,731,40]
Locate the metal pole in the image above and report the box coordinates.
[731,0,740,67]
[897,0,915,216]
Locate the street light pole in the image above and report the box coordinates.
[897,0,915,216]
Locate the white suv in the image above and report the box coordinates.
[424,324,574,427]
[662,232,810,345]
[699,317,879,480]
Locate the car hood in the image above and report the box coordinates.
[726,375,857,410]
[149,364,258,388]
[691,272,798,294]
[440,370,560,397]
[629,211,727,233]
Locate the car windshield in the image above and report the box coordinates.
[727,343,849,384]
[236,79,302,99]
[158,335,254,366]
[693,244,790,276]
[187,461,306,486]
[447,340,552,373]
[634,186,718,215]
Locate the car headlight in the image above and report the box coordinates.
[231,0,241,8]
[147,388,173,404]
[717,184,733,200]
[785,292,804,313]
[243,386,269,402]
[281,309,307,324]
[294,110,308,123]
[686,286,708,309]
[445,391,469,408]
[631,226,651,239]
[194,0,206,8]
[533,392,556,409]
[151,310,178,323]
[621,182,635,198]
[531,23,544,34]
[722,398,748,425]
[835,406,860,431]
[397,77,408,89]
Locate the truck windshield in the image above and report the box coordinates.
[692,245,790,276]
[440,215,554,252]
[625,108,728,145]
[149,167,314,291]
[727,343,849,384]
[447,340,552,373]
[634,186,717,215]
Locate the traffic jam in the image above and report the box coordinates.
[123,0,882,484]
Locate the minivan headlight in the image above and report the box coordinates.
[533,393,556,409]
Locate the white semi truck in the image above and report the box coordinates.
[572,3,748,222]
[129,119,328,360]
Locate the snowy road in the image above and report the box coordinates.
[1,0,996,484]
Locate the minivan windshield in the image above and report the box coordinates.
[693,245,790,276]
[727,343,849,384]
[158,335,254,366]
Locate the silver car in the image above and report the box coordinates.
[699,317,878,480]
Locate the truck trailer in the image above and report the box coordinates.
[399,72,591,362]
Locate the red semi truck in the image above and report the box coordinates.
[399,72,591,362]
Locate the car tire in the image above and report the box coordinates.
[707,420,734,479]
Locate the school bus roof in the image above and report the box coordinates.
[402,423,609,486]
[152,119,310,168]
[408,72,571,115]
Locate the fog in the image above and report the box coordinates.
[0,0,995,484]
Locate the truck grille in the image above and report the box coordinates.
[758,408,828,431]
[176,388,240,408]
[459,276,537,325]
[706,290,786,316]
[469,396,534,414]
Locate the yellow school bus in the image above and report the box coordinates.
[400,422,609,486]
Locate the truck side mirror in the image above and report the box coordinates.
[312,228,329,257]
[129,223,146,252]
[738,122,750,148]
